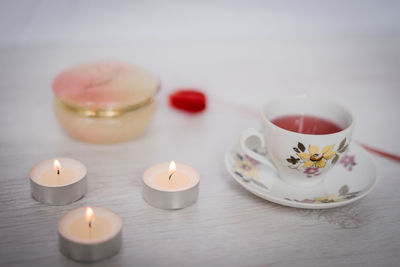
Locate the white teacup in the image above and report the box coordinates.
[240,95,354,186]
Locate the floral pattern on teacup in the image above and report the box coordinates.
[284,185,360,204]
[287,138,349,177]
[297,144,336,168]
[303,167,321,178]
[339,155,356,171]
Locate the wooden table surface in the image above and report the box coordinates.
[1,1,400,266]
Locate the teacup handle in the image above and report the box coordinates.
[239,128,278,173]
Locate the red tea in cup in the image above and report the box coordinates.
[271,115,342,135]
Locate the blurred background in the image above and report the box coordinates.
[0,0,399,151]
[1,1,399,44]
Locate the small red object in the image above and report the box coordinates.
[169,89,206,113]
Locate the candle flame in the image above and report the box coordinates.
[85,207,95,228]
[168,161,176,180]
[54,160,61,175]
[169,161,176,173]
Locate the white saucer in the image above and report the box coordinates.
[225,141,377,209]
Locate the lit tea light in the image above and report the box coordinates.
[58,206,122,262]
[29,158,87,205]
[142,161,200,209]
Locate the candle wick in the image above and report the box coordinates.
[57,169,61,185]
[88,222,92,240]
[169,173,174,180]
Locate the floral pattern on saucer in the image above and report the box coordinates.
[225,141,377,209]
[234,153,260,181]
[284,185,360,204]
[233,152,270,190]
[286,138,350,177]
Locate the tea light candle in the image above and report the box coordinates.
[29,158,87,205]
[142,161,200,209]
[58,206,122,262]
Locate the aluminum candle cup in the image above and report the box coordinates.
[52,61,159,144]
[29,158,87,205]
[142,162,200,209]
[58,207,122,262]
